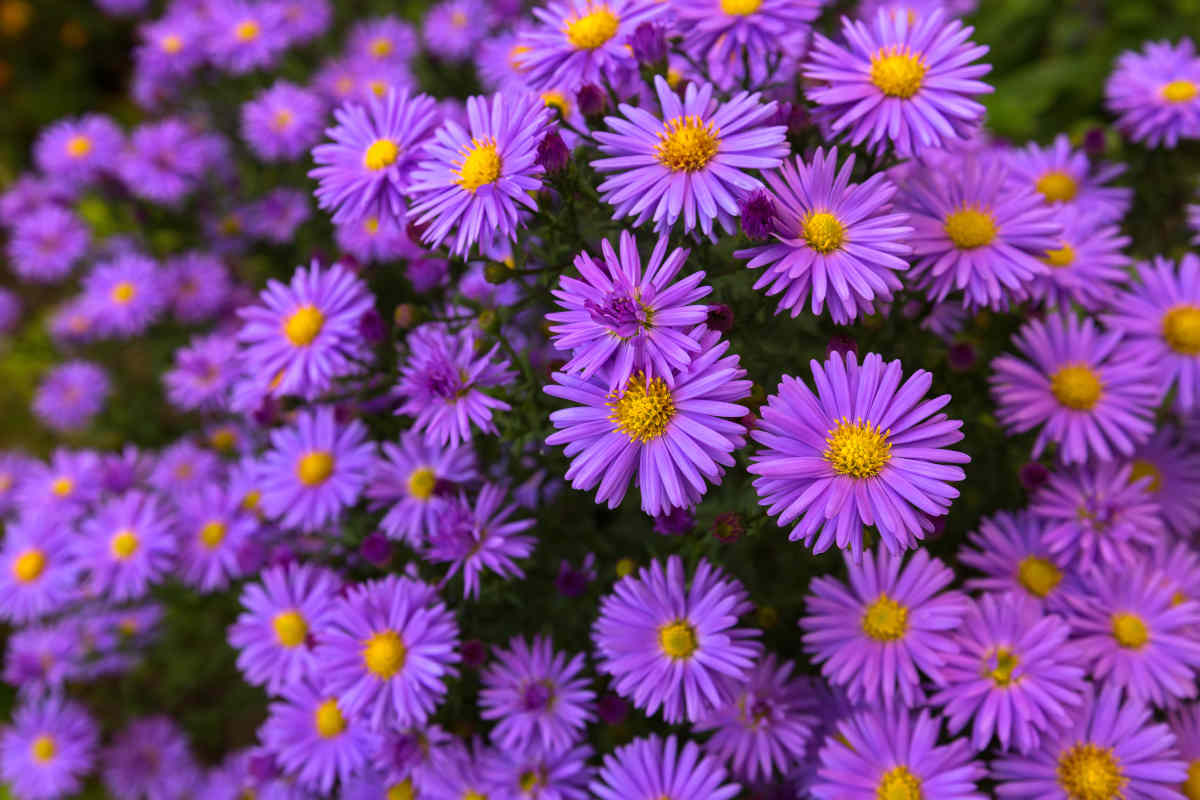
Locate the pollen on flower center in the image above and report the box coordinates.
[296,451,335,486]
[985,647,1020,686]
[655,115,720,173]
[608,372,676,442]
[944,207,998,250]
[1162,79,1199,103]
[1017,555,1062,598]
[862,593,908,641]
[161,33,183,54]
[234,19,260,42]
[720,0,762,15]
[508,43,531,71]
[1111,612,1149,649]
[111,529,140,560]
[30,735,56,763]
[1056,743,1125,800]
[1044,243,1076,267]
[869,47,927,99]
[542,90,571,117]
[51,477,74,497]
[658,619,698,659]
[66,134,92,158]
[272,109,294,131]
[519,770,543,792]
[369,37,394,58]
[1162,305,1200,355]
[199,520,227,548]
[456,138,502,193]
[824,418,892,479]
[407,466,437,500]
[363,630,407,678]
[802,211,847,254]
[564,6,620,51]
[363,138,400,171]
[283,304,324,346]
[1129,458,1164,493]
[111,281,137,304]
[388,779,416,800]
[272,609,308,647]
[1050,363,1103,411]
[876,765,922,800]
[1035,170,1079,203]
[1184,760,1200,800]
[314,699,346,738]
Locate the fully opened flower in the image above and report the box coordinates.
[1129,425,1200,536]
[750,351,968,560]
[82,254,170,338]
[18,449,102,523]
[592,556,760,724]
[117,118,230,206]
[204,0,289,75]
[259,682,372,793]
[591,735,739,800]
[347,16,418,65]
[102,717,200,800]
[34,114,123,187]
[241,80,326,162]
[75,491,176,602]
[1025,207,1131,312]
[1106,38,1200,148]
[958,510,1070,606]
[1004,133,1131,222]
[0,695,98,800]
[33,360,110,432]
[6,205,90,284]
[670,0,819,81]
[423,0,496,61]
[592,76,787,237]
[173,481,257,592]
[0,518,78,624]
[1168,704,1200,800]
[367,431,478,548]
[423,483,535,599]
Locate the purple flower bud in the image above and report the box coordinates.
[359,532,391,566]
[358,309,385,343]
[630,22,666,65]
[786,103,810,135]
[739,189,776,239]
[711,511,743,543]
[575,84,608,120]
[555,562,590,597]
[461,639,488,668]
[597,693,629,725]
[252,395,279,428]
[1019,461,1050,492]
[653,506,695,536]
[947,341,976,371]
[536,130,570,173]
[405,218,429,243]
[901,300,922,319]
[706,303,734,333]
[826,335,857,359]
[1083,127,1107,157]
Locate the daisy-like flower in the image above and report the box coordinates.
[931,592,1085,753]
[424,483,535,598]
[165,251,232,323]
[5,205,90,283]
[959,510,1070,605]
[592,76,787,237]
[407,91,554,257]
[134,12,207,80]
[750,351,969,560]
[592,556,761,723]
[369,723,455,793]
[3,623,85,690]
[802,548,967,708]
[259,682,373,793]
[0,695,98,800]
[804,8,991,156]
[811,706,985,800]
[367,431,478,547]
[205,0,289,75]
[476,26,535,91]
[394,324,515,447]
[990,312,1160,464]
[316,575,460,729]
[17,449,102,523]
[237,261,375,401]
[173,481,257,592]
[241,81,326,162]
[1168,703,1200,800]
[480,635,595,756]
[1004,133,1131,222]
[0,451,33,515]
[1026,207,1131,312]
[336,207,422,264]
[102,717,200,800]
[117,118,231,206]
[34,114,123,187]
[591,735,739,800]
[735,148,913,323]
[164,331,241,413]
[480,742,594,800]
[82,254,169,338]
[257,407,376,532]
[1031,461,1164,572]
[1129,425,1200,536]
[228,562,341,693]
[1106,38,1200,149]
[423,0,496,61]
[546,326,750,516]
[75,491,175,602]
[547,230,711,388]
[33,360,110,432]
[347,16,419,65]
[0,518,78,624]
[310,89,440,225]
[670,0,819,79]
[148,439,222,495]
[1104,254,1200,412]
[244,187,312,244]
[992,684,1186,799]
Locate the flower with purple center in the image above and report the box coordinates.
[1004,133,1131,222]
[801,548,967,708]
[368,431,478,548]
[592,556,761,724]
[3,623,85,690]
[547,230,711,389]
[653,506,695,536]
[74,490,175,602]
[165,251,233,323]
[0,517,78,624]
[0,695,98,800]
[259,682,373,794]
[244,188,312,244]
[1106,38,1200,149]
[81,253,169,338]
[423,0,496,62]
[147,439,222,496]
[1026,207,1131,312]
[117,118,230,206]
[102,717,200,800]
[592,76,787,237]
[204,0,289,75]
[34,114,123,187]
[33,360,110,432]
[174,481,257,592]
[990,311,1160,464]
[958,510,1069,606]
[5,205,90,283]
[241,81,326,162]
[423,483,535,599]
[590,735,739,800]
[164,331,241,413]
[1128,425,1200,536]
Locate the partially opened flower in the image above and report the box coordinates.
[367,431,478,547]
[958,510,1070,605]
[1004,133,1131,222]
[1106,38,1200,148]
[75,490,176,602]
[259,683,373,793]
[423,483,535,598]
[164,251,232,323]
[164,332,241,413]
[590,735,739,800]
[0,695,98,800]
[117,119,230,205]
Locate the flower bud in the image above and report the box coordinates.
[738,189,775,239]
[536,130,570,173]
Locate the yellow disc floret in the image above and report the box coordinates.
[803,211,846,254]
[234,19,260,42]
[1050,364,1103,411]
[658,620,698,659]
[1163,305,1200,355]
[944,207,997,250]
[869,47,927,99]
[273,609,308,648]
[824,418,892,479]
[12,548,46,583]
[564,6,620,50]
[1044,243,1076,267]
[363,138,400,171]
[314,699,346,738]
[1017,556,1062,598]
[408,466,437,500]
[199,520,227,549]
[456,138,502,193]
[66,135,92,158]
[283,304,324,346]
[1129,458,1164,493]
[110,530,139,560]
[1183,759,1200,800]
[655,115,720,173]
[609,373,676,443]
[720,0,762,15]
[111,281,136,304]
[985,647,1020,686]
[51,477,74,497]
[1056,743,1125,800]
[862,593,908,641]
[363,630,407,679]
[1162,80,1199,104]
[1111,612,1149,649]
[31,735,56,763]
[876,765,922,800]
[387,780,416,800]
[296,451,335,486]
[1035,170,1079,203]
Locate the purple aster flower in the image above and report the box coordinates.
[102,717,200,800]
[3,623,85,690]
[590,735,739,800]
[259,682,372,794]
[33,360,110,432]
[5,205,90,283]
[423,739,498,800]
[164,331,241,412]
[74,490,175,602]
[812,706,985,799]
[228,562,341,693]
[1168,703,1200,797]
[0,451,33,515]
[165,251,233,323]
[476,27,536,91]
[134,12,207,81]
[592,556,761,723]
[931,592,1085,753]
[653,506,695,536]
[367,431,478,548]
[241,81,326,162]
[1026,207,1131,312]
[407,91,553,257]
[546,326,750,516]
[81,253,169,338]
[480,742,594,800]
[1104,253,1200,412]
[592,76,787,237]
[1106,38,1200,149]
[257,407,375,532]
[34,114,123,187]
[243,188,312,244]
[237,261,375,400]
[277,0,331,44]
[0,695,98,800]
[990,312,1160,463]
[17,449,102,523]
[147,439,222,496]
[1148,540,1200,611]
[992,684,1186,799]
[394,324,515,447]
[750,351,968,560]
[959,510,1070,605]
[735,148,913,323]
[1004,133,1131,222]
[423,0,496,61]
[310,89,440,225]
[801,548,967,708]
[336,207,423,264]
[117,118,230,205]
[0,517,78,624]
[173,481,257,592]
[804,9,991,156]
[366,723,454,795]
[480,635,595,755]
[424,483,535,598]
[1129,425,1200,536]
[670,0,819,81]
[347,16,418,64]
[547,230,711,388]
[693,654,816,783]
[204,0,289,74]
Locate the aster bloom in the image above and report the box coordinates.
[407,91,554,257]
[102,717,200,800]
[164,332,241,413]
[670,0,820,81]
[3,623,85,690]
[148,439,222,495]
[1104,254,1200,412]
[990,312,1160,463]
[260,682,372,793]
[174,482,257,592]
[592,556,761,723]
[310,89,440,224]
[1129,425,1200,536]
[17,449,102,522]
[592,76,787,237]
[244,188,313,244]
[591,735,739,800]
[992,684,1186,799]
[0,696,98,800]
[33,360,110,432]
[241,81,326,162]
[5,205,90,283]
[423,483,535,598]
[81,253,169,338]
[165,251,232,322]
[394,324,515,447]
[229,562,341,693]
[959,510,1070,605]
[1004,133,1131,222]
[237,261,375,400]
[75,490,175,602]
[546,326,750,516]
[802,548,967,708]
[34,114,123,186]
[750,351,969,560]
[134,12,207,80]
[480,743,594,800]
[1106,38,1200,148]
[367,431,478,547]
[480,635,595,755]
[348,16,418,64]
[735,148,913,323]
[476,27,535,90]
[811,706,985,800]
[1168,704,1200,800]
[547,230,711,388]
[205,0,289,74]
[423,0,496,61]
[1026,207,1131,312]
[117,119,230,205]
[0,518,77,624]
[336,210,420,263]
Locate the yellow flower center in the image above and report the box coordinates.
[314,699,346,738]
[456,138,502,193]
[720,0,762,14]
[242,489,262,512]
[615,557,636,577]
[272,109,293,131]
[1111,612,1149,649]
[408,466,437,500]
[364,138,400,171]
[110,530,139,560]
[1044,243,1076,268]
[655,115,720,173]
[1163,305,1200,355]
[66,134,92,158]
[296,451,334,487]
[876,765,922,800]
[658,620,698,659]
[463,792,488,800]
[272,610,308,647]
[1017,555,1062,598]
[609,373,676,443]
[1184,759,1200,800]
[363,630,407,679]
[199,520,227,549]
[363,216,381,235]
[542,90,571,117]
[869,47,927,99]
[1173,590,1189,607]
[1050,364,1103,411]
[234,19,259,42]
[51,477,73,497]
[1056,743,1125,800]
[824,418,892,479]
[369,80,389,98]
[209,428,238,452]
[388,780,416,800]
[944,207,997,250]
[161,33,183,53]
[1035,170,1078,203]
[283,304,324,346]
[803,211,846,254]
[519,771,542,792]
[862,593,909,641]
[31,735,56,763]
[370,37,394,58]
[1162,80,1199,104]
[1129,458,1164,493]
[985,647,1020,687]
[111,281,136,304]
[12,548,46,583]
[564,6,620,50]
[508,44,530,71]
